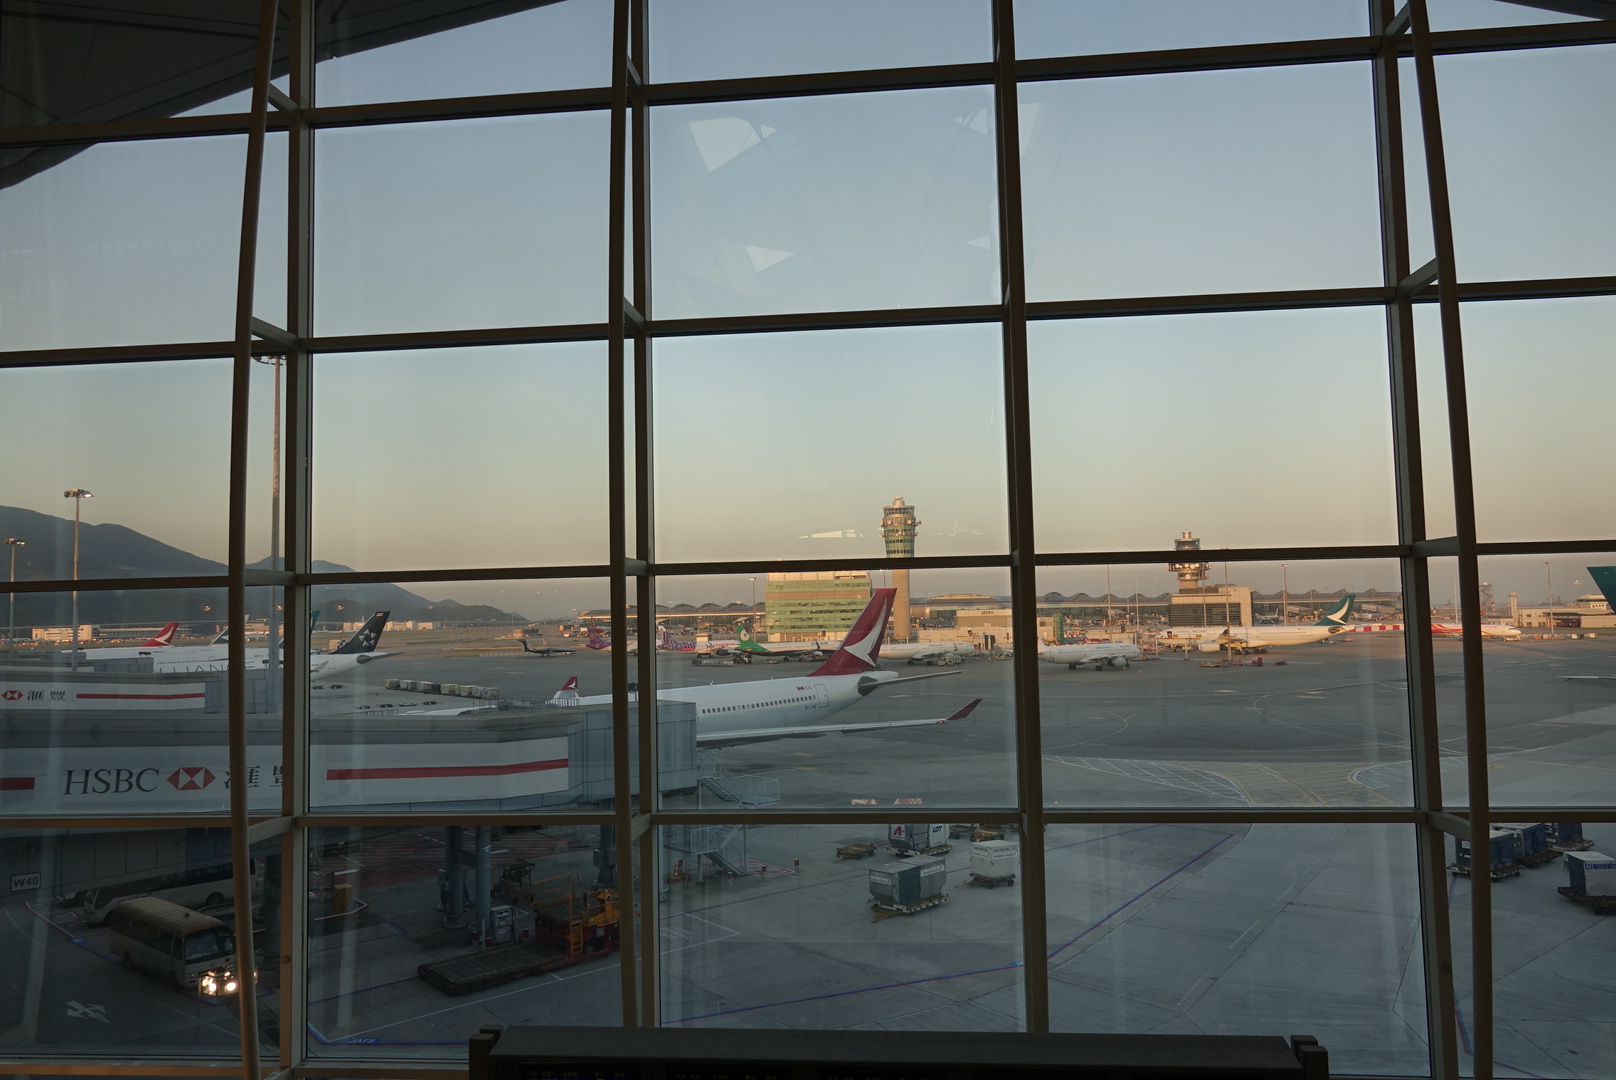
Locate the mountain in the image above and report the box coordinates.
[0,506,525,632]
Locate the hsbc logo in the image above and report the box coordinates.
[1,690,20,701]
[168,767,216,791]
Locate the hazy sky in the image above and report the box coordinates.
[1,0,1610,616]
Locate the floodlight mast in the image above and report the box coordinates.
[5,538,23,653]
[63,489,93,671]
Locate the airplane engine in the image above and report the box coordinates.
[1197,641,1222,653]
[1107,656,1130,668]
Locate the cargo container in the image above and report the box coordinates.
[1549,822,1594,851]
[441,684,461,695]
[868,855,948,912]
[1560,851,1616,915]
[384,679,401,690]
[1498,823,1557,867]
[889,823,950,856]
[1452,830,1521,879]
[968,840,1019,887]
[419,681,440,694]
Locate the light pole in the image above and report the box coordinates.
[1545,561,1554,632]
[5,538,23,653]
[750,577,757,627]
[1280,563,1289,625]
[64,489,93,671]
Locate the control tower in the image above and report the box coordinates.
[881,497,920,642]
[1168,530,1210,592]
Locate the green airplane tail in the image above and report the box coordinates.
[733,621,770,654]
[1589,567,1616,610]
[1313,593,1357,626]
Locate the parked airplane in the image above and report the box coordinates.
[519,637,577,656]
[879,640,978,664]
[1565,566,1616,682]
[58,621,180,660]
[148,612,392,676]
[585,627,641,653]
[1038,639,1143,670]
[568,589,980,745]
[730,624,826,659]
[1156,595,1358,651]
[1431,621,1523,640]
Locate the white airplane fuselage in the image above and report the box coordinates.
[1038,641,1142,667]
[145,648,384,677]
[879,640,976,661]
[575,669,907,739]
[1432,622,1523,640]
[1159,624,1349,648]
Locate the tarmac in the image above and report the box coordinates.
[7,632,1616,1073]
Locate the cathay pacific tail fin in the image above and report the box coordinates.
[810,589,894,677]
[1315,594,1357,626]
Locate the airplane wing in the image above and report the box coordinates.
[865,669,963,688]
[698,699,982,746]
[1564,675,1616,681]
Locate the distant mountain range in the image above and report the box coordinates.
[0,506,525,631]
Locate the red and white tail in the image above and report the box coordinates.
[811,588,895,677]
[141,622,179,647]
[560,676,579,691]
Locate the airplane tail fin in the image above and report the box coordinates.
[332,611,388,654]
[586,628,609,650]
[520,637,539,653]
[141,622,179,647]
[1316,593,1356,625]
[560,676,579,692]
[210,626,230,645]
[810,589,895,677]
[1589,566,1616,611]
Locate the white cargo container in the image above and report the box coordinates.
[1567,851,1616,896]
[969,840,1019,884]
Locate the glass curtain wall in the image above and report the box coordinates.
[3,0,1616,1077]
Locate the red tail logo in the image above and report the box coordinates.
[810,589,895,677]
[142,622,179,647]
[561,676,579,691]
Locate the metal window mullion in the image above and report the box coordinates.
[606,0,643,1028]
[226,1,282,1076]
[276,0,316,1069]
[993,0,1049,1034]
[1409,3,1493,1077]
[1369,4,1458,1076]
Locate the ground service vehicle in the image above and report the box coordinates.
[82,858,259,924]
[106,896,243,995]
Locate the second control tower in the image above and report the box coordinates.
[881,497,920,642]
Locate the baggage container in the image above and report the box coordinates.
[889,823,949,854]
[969,840,1019,883]
[1454,830,1521,878]
[479,686,502,699]
[384,679,400,690]
[868,855,947,908]
[1499,823,1548,858]
[419,681,440,694]
[1550,822,1593,850]
[1566,851,1616,896]
[441,684,461,695]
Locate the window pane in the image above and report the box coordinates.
[648,0,990,83]
[1014,1,1364,59]
[0,2,262,126]
[314,114,609,336]
[0,826,254,1057]
[1030,309,1397,553]
[311,344,609,571]
[1440,45,1616,283]
[651,88,999,321]
[655,569,1015,810]
[0,138,244,351]
[308,579,638,812]
[307,821,621,1056]
[1021,63,1381,302]
[1427,0,1601,31]
[316,0,613,107]
[0,361,231,577]
[1044,822,1425,1076]
[653,325,1007,563]
[1038,560,1411,808]
[1464,297,1616,543]
[659,822,1023,1028]
[1478,551,1616,809]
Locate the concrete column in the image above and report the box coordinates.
[594,824,617,888]
[893,567,911,642]
[474,826,493,942]
[444,826,465,927]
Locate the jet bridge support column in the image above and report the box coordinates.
[475,826,493,943]
[443,825,466,928]
[595,823,618,888]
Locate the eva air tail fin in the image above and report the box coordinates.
[733,622,769,654]
[1315,594,1357,626]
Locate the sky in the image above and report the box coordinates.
[1,0,1611,617]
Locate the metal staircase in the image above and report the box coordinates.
[661,753,779,880]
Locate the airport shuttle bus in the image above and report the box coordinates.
[82,858,259,924]
[106,896,244,996]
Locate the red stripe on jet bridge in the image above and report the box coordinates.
[325,758,568,782]
[75,692,207,701]
[0,777,36,791]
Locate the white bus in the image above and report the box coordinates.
[106,896,244,996]
[81,858,260,924]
